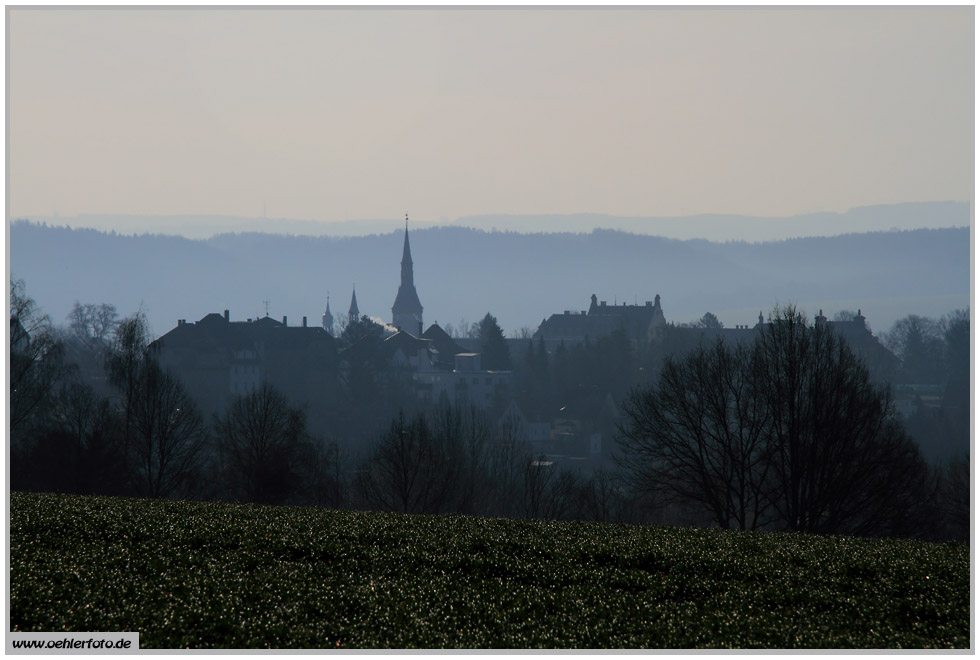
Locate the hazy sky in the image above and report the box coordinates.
[8,7,974,228]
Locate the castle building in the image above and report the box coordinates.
[150,310,339,433]
[391,218,424,336]
[533,293,667,350]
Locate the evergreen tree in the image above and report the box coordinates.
[478,312,512,371]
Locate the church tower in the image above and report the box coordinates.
[391,215,424,335]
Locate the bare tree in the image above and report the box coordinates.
[753,306,928,535]
[881,314,944,383]
[66,301,119,353]
[214,382,308,505]
[618,306,931,537]
[106,311,152,456]
[618,339,772,530]
[582,468,636,524]
[32,381,126,495]
[430,403,496,515]
[10,279,69,436]
[356,411,459,514]
[128,361,208,499]
[521,457,583,521]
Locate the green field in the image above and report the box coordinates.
[9,491,970,649]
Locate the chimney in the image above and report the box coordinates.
[302,316,307,328]
[282,316,287,326]
[224,309,230,322]
[645,301,652,307]
[600,301,607,307]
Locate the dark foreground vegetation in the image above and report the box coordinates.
[11,492,969,649]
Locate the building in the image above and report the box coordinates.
[150,310,339,430]
[414,351,512,410]
[534,293,667,350]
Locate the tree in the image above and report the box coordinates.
[10,279,68,436]
[882,314,944,384]
[618,306,932,537]
[618,339,772,530]
[215,382,308,504]
[355,411,459,514]
[128,360,209,499]
[696,312,723,329]
[478,312,512,370]
[753,306,928,535]
[521,457,583,520]
[66,301,119,353]
[106,311,152,455]
[939,308,969,407]
[26,381,126,496]
[105,312,207,498]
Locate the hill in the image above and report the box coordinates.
[9,221,969,338]
[13,201,969,241]
[10,492,969,649]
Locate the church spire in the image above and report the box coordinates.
[401,213,414,285]
[349,285,359,324]
[322,292,334,334]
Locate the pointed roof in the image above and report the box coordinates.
[349,286,359,317]
[401,215,413,266]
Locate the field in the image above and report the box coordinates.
[9,491,970,649]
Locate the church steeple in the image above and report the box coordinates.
[401,215,414,286]
[348,285,359,324]
[392,214,424,335]
[322,293,334,334]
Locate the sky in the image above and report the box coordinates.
[7,7,974,233]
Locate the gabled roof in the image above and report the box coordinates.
[422,323,466,360]
[383,330,431,354]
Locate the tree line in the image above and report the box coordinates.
[9,280,968,541]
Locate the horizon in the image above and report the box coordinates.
[9,198,972,242]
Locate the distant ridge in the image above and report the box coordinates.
[9,201,969,242]
[10,222,968,343]
[452,201,970,242]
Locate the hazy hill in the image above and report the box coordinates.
[9,222,969,339]
[11,201,969,242]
